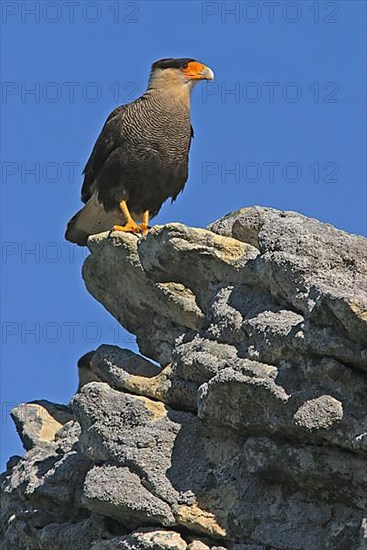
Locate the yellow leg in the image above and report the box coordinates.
[111,201,140,234]
[139,210,149,235]
[119,200,134,223]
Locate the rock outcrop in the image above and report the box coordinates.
[1,206,367,550]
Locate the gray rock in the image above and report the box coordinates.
[1,207,367,550]
[37,515,124,550]
[209,206,367,345]
[242,436,367,510]
[358,518,367,550]
[10,400,73,451]
[83,464,175,528]
[72,382,236,539]
[91,527,187,549]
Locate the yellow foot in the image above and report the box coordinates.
[138,223,149,235]
[111,221,141,234]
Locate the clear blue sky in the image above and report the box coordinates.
[1,1,366,469]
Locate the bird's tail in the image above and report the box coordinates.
[65,194,123,246]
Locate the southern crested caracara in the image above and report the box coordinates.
[76,350,101,392]
[65,58,214,245]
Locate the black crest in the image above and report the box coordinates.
[152,58,196,70]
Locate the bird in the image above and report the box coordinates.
[65,58,214,246]
[76,350,101,392]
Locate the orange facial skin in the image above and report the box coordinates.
[182,61,209,80]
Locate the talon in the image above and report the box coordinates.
[111,221,141,234]
[109,205,150,236]
[138,223,149,235]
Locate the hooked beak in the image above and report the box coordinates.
[200,65,215,81]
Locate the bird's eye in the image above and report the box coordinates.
[182,63,188,69]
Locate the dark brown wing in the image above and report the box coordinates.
[81,105,126,203]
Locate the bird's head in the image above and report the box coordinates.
[149,58,214,91]
[76,350,101,391]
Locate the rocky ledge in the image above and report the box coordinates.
[1,207,367,550]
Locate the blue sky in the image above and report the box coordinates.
[1,0,366,469]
